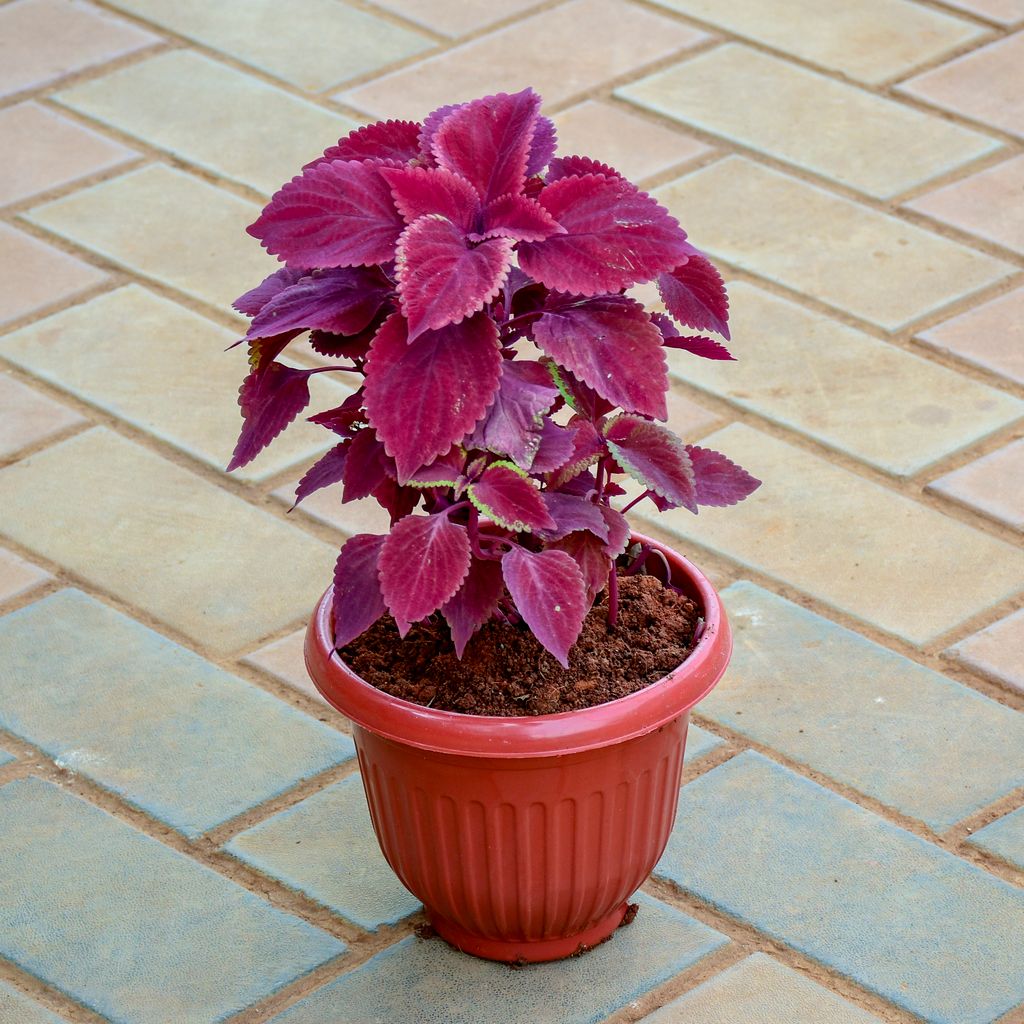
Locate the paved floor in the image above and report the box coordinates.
[0,0,1022,1022]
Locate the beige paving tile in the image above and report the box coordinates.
[242,629,332,708]
[655,157,1014,330]
[0,428,336,655]
[270,483,392,536]
[950,608,1024,692]
[906,154,1024,254]
[370,0,544,37]
[916,288,1024,386]
[25,164,266,315]
[0,223,107,327]
[341,0,708,120]
[671,281,1023,475]
[0,102,137,207]
[56,51,358,199]
[645,0,986,83]
[940,0,1024,23]
[0,547,51,604]
[927,438,1024,529]
[105,0,431,92]
[637,423,1024,644]
[899,32,1024,137]
[618,44,1000,199]
[0,286,354,483]
[0,373,86,460]
[0,0,160,98]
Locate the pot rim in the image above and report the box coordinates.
[305,531,731,758]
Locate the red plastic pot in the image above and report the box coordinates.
[305,532,731,963]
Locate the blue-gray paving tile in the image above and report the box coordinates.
[0,746,14,768]
[686,724,723,761]
[269,892,727,1024]
[0,778,345,1024]
[969,807,1024,870]
[0,980,66,1024]
[657,752,1024,1024]
[0,590,354,837]
[702,582,1024,830]
[227,773,420,930]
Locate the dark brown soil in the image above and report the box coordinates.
[341,574,699,716]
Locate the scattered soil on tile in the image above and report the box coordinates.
[340,574,699,716]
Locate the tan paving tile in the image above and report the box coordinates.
[666,388,723,438]
[242,629,332,709]
[0,102,137,207]
[899,32,1024,137]
[0,286,355,483]
[0,372,86,460]
[341,0,708,120]
[56,51,358,199]
[0,547,51,603]
[0,0,160,98]
[916,287,1024,386]
[906,154,1024,254]
[671,281,1023,476]
[0,223,107,327]
[104,0,431,92]
[940,0,1024,23]
[645,0,985,83]
[927,439,1024,529]
[950,608,1024,692]
[553,100,710,183]
[25,164,266,315]
[655,156,1014,330]
[636,423,1024,644]
[618,44,1000,199]
[370,0,544,37]
[0,428,336,655]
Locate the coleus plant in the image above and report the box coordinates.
[228,88,759,667]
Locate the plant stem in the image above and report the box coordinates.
[619,489,652,515]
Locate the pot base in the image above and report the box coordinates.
[427,902,629,964]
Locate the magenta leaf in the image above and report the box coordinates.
[396,218,513,341]
[657,251,730,340]
[418,102,464,164]
[526,115,557,176]
[364,313,502,482]
[600,505,630,557]
[519,174,688,294]
[379,165,479,229]
[308,390,364,437]
[433,88,541,205]
[466,360,559,469]
[473,194,564,243]
[663,334,735,360]
[546,155,623,182]
[227,362,315,472]
[332,534,388,648]
[468,462,555,533]
[530,420,579,474]
[372,476,420,523]
[442,556,505,657]
[545,361,614,420]
[605,414,696,512]
[406,446,464,488]
[538,491,608,542]
[547,418,604,487]
[248,159,405,269]
[233,267,304,316]
[246,331,303,373]
[534,295,668,419]
[501,545,588,667]
[686,446,761,507]
[292,442,348,509]
[248,267,391,339]
[551,531,609,604]
[311,120,421,168]
[379,512,471,622]
[343,428,391,503]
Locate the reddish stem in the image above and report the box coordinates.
[607,561,619,629]
[619,489,652,515]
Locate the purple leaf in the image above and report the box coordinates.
[442,556,506,657]
[433,88,542,205]
[550,530,609,604]
[396,218,513,341]
[227,362,315,472]
[311,120,422,168]
[465,360,559,469]
[546,155,623,182]
[364,313,502,482]
[343,428,391,503]
[547,418,604,487]
[686,445,761,507]
[473,193,564,243]
[600,505,630,557]
[248,267,391,338]
[308,316,382,361]
[233,267,304,316]
[662,334,735,360]
[405,446,464,488]
[372,476,420,524]
[332,534,388,648]
[604,414,696,512]
[657,251,730,340]
[534,295,669,419]
[538,491,608,542]
[379,165,479,229]
[246,331,303,373]
[468,462,555,533]
[308,391,364,436]
[418,102,464,164]
[292,442,348,509]
[379,512,471,622]
[519,174,688,294]
[545,361,614,421]
[501,545,588,667]
[248,159,405,269]
[530,419,579,474]
[526,115,557,176]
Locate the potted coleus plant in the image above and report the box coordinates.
[228,88,759,963]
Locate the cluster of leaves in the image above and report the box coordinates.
[228,88,759,667]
